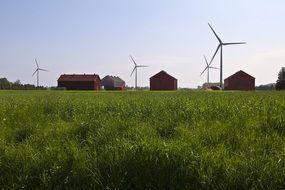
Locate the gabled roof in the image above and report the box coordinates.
[150,70,177,80]
[102,75,125,83]
[224,70,255,81]
[58,74,100,82]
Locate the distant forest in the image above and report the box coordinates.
[255,83,276,91]
[0,78,45,90]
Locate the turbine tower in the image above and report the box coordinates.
[130,55,148,90]
[208,23,246,88]
[200,55,219,85]
[32,58,48,87]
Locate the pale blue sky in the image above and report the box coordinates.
[1,0,285,87]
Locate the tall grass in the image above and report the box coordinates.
[0,91,284,189]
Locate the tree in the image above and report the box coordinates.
[0,78,11,90]
[14,80,21,85]
[276,67,285,90]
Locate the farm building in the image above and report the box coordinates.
[57,74,101,90]
[101,75,125,90]
[150,70,177,91]
[224,70,255,91]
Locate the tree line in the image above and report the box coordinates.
[0,78,45,90]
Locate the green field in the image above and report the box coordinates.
[0,91,285,189]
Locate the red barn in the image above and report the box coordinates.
[224,70,255,91]
[57,74,101,90]
[150,70,177,91]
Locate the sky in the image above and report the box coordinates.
[0,0,285,88]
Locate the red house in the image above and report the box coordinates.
[57,74,101,90]
[150,70,177,91]
[224,70,255,91]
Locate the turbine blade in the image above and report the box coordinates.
[38,68,48,72]
[203,55,209,67]
[32,69,38,76]
[209,66,219,69]
[223,42,246,46]
[130,55,137,66]
[136,65,148,68]
[35,58,39,68]
[200,67,208,76]
[130,67,136,77]
[208,23,222,43]
[209,44,221,65]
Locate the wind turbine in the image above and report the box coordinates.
[130,55,148,90]
[208,23,246,88]
[32,58,48,87]
[200,55,219,85]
